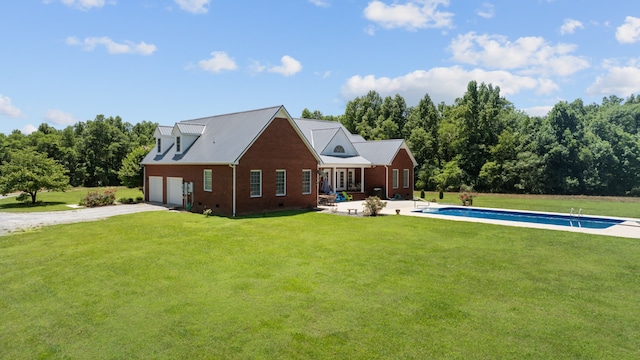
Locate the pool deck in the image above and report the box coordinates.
[321,199,640,239]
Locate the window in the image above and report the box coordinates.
[176,136,181,152]
[302,170,312,194]
[392,169,399,189]
[403,169,410,188]
[204,169,212,192]
[157,138,162,153]
[276,170,286,196]
[250,170,262,197]
[334,145,345,153]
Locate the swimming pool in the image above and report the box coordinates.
[412,207,624,229]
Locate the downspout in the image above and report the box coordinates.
[385,165,389,199]
[360,166,365,194]
[229,164,237,217]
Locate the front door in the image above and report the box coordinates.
[336,169,347,191]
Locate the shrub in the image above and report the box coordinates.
[459,185,478,206]
[420,190,425,199]
[15,192,31,204]
[136,196,144,203]
[363,196,386,216]
[203,208,213,217]
[81,188,117,207]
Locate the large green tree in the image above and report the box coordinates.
[0,150,69,203]
[118,145,151,190]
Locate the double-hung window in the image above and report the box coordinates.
[302,170,312,194]
[276,170,286,196]
[176,136,181,152]
[157,138,162,153]
[392,169,399,189]
[204,169,212,192]
[403,169,410,188]
[250,170,262,197]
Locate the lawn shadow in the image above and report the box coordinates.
[0,201,67,211]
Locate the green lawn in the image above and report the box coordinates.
[2,210,640,359]
[0,187,144,212]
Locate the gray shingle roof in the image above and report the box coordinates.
[353,140,418,166]
[142,106,294,165]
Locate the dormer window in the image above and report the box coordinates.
[334,145,345,153]
[176,136,181,152]
[157,138,162,153]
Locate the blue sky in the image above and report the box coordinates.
[1,0,639,134]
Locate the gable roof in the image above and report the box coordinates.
[142,106,319,165]
[353,139,418,166]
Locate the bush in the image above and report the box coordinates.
[136,196,144,203]
[81,188,117,207]
[362,196,386,216]
[203,208,213,217]
[15,192,31,204]
[420,190,425,199]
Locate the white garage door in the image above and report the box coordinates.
[148,176,163,203]
[166,177,183,206]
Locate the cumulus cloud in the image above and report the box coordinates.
[0,94,25,118]
[66,36,157,55]
[586,60,640,97]
[45,0,109,11]
[448,32,589,76]
[44,109,77,126]
[363,0,453,31]
[22,124,38,135]
[560,18,584,35]
[616,16,640,44]
[476,3,494,19]
[308,0,330,7]
[268,55,303,77]
[198,51,238,73]
[522,106,554,117]
[341,66,555,106]
[174,0,210,14]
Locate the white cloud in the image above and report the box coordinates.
[341,66,555,106]
[308,0,330,7]
[249,59,267,74]
[616,16,640,44]
[198,51,238,73]
[560,18,584,35]
[0,94,25,118]
[522,105,553,117]
[47,0,108,11]
[476,3,494,19]
[363,0,453,31]
[174,0,210,14]
[586,60,640,97]
[21,124,37,135]
[448,32,589,76]
[268,55,303,77]
[66,36,157,55]
[44,109,77,126]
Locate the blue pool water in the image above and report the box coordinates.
[412,207,624,229]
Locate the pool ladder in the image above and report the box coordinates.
[569,208,583,227]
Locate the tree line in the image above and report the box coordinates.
[0,115,156,190]
[304,81,640,196]
[2,80,640,197]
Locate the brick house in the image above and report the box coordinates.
[141,105,417,216]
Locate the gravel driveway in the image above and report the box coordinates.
[0,203,169,236]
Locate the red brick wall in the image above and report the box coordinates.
[363,148,414,199]
[144,117,317,216]
[235,117,318,215]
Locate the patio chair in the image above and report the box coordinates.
[342,191,353,201]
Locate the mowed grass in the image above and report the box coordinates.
[419,191,640,219]
[2,210,640,359]
[0,187,144,212]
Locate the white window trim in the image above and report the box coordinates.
[204,169,212,192]
[176,136,181,153]
[276,169,286,197]
[157,138,162,153]
[403,169,410,188]
[392,169,399,189]
[302,169,312,194]
[250,170,262,198]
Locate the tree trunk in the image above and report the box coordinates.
[30,191,37,204]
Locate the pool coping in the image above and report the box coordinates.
[325,200,640,239]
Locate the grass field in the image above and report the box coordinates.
[2,209,640,359]
[0,187,144,212]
